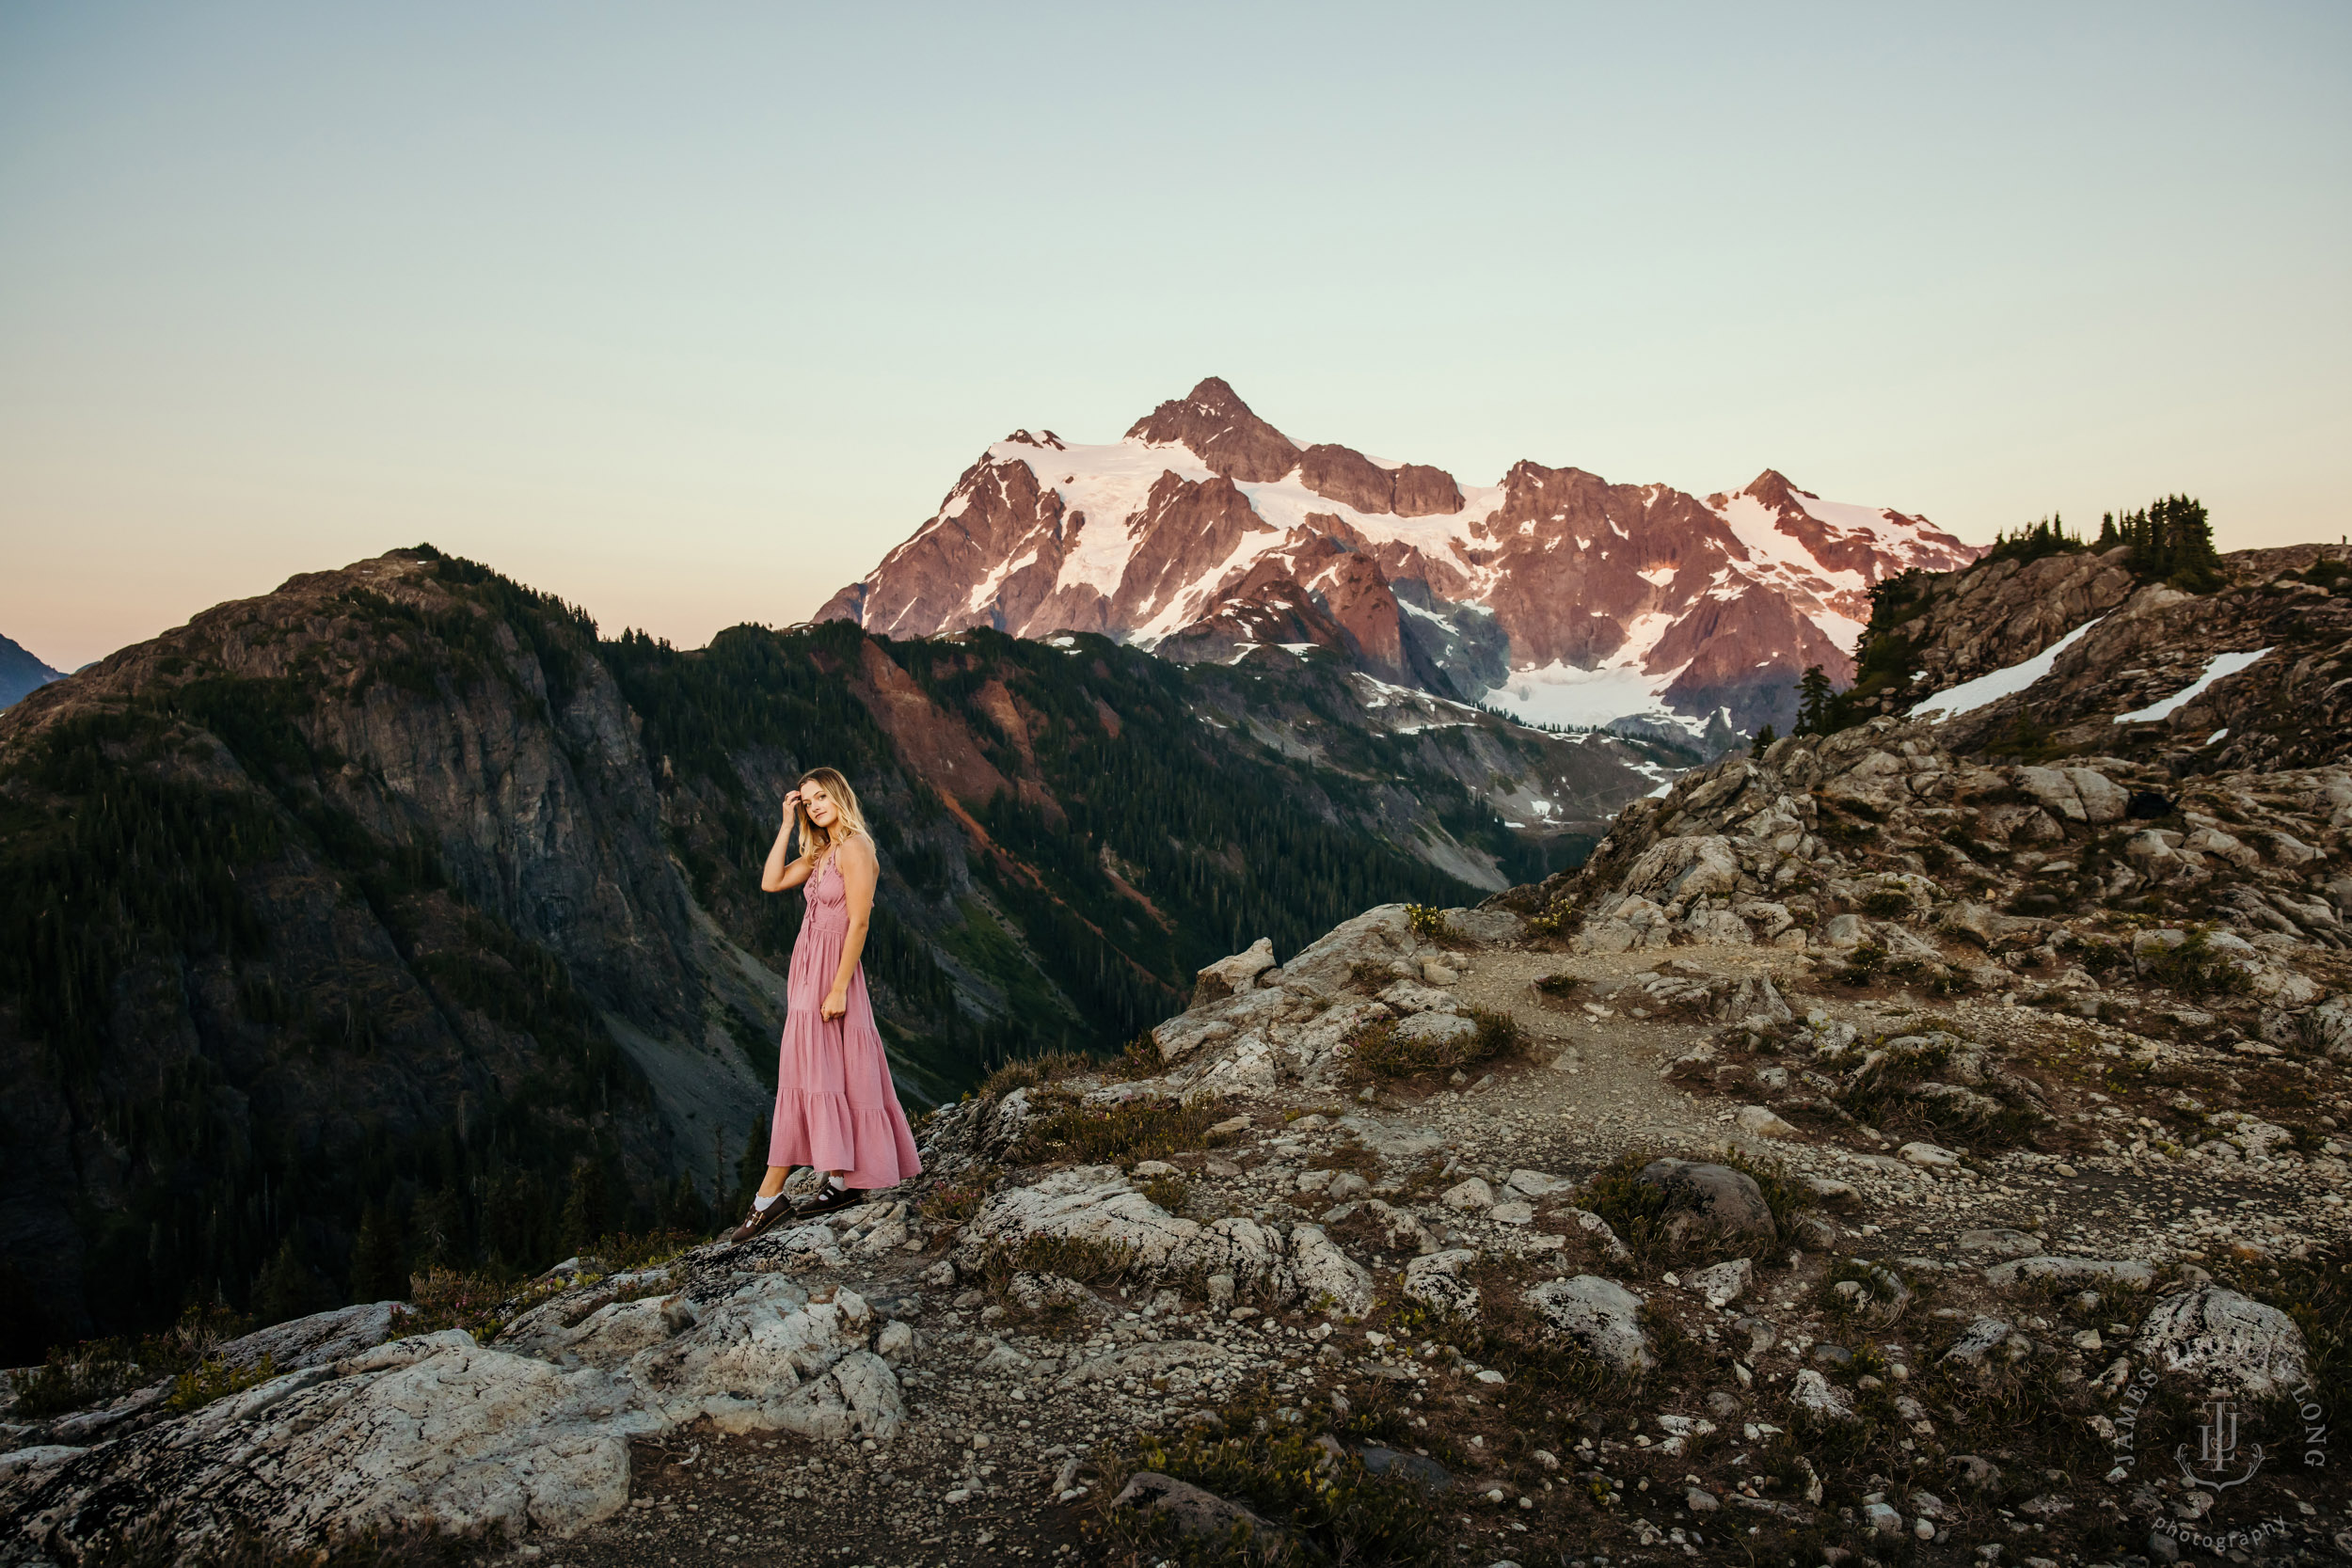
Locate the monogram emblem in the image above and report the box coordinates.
[2176,1397,2264,1491]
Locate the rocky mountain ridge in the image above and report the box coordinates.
[0,635,63,710]
[818,378,1980,736]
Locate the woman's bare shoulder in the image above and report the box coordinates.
[836,832,880,867]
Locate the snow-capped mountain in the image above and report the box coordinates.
[817,378,1979,735]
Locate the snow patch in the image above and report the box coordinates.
[1910,617,2106,722]
[2114,649,2273,725]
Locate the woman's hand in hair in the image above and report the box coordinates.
[781,787,803,827]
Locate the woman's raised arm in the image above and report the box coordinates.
[761,792,816,893]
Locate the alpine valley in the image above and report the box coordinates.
[820,377,1980,736]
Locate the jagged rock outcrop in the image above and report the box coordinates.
[1851,542,2352,773]
[0,1227,908,1559]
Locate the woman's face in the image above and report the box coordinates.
[802,782,839,829]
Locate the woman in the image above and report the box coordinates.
[723,768,921,1243]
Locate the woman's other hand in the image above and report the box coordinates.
[821,984,849,1022]
[782,787,803,826]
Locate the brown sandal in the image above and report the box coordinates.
[721,1196,792,1246]
[793,1182,861,1219]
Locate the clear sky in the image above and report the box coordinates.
[4,2,2346,670]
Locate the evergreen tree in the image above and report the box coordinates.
[2107,494,2220,591]
[409,1186,462,1273]
[1750,722,1777,755]
[1793,666,1836,736]
[347,1203,407,1304]
[253,1237,335,1326]
[558,1158,612,1258]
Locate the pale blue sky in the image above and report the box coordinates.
[4,2,2346,669]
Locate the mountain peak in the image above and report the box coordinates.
[1124,377,1301,483]
[0,631,66,709]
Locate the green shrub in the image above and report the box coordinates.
[1532,972,1581,997]
[167,1353,279,1415]
[1403,903,1447,942]
[1097,1380,1445,1567]
[2140,929,2253,998]
[1349,1006,1524,1081]
[1859,887,1913,920]
[979,1050,1099,1099]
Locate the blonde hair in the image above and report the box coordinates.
[794,767,870,861]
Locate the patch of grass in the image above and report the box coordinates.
[2140,928,2254,999]
[1832,942,1885,986]
[918,1174,995,1229]
[1859,886,1914,920]
[9,1300,256,1419]
[1531,972,1581,998]
[1349,1006,1524,1082]
[1009,1093,1234,1166]
[166,1353,280,1415]
[1348,958,1398,992]
[1139,1172,1192,1213]
[580,1229,699,1274]
[395,1266,566,1342]
[980,1050,1100,1099]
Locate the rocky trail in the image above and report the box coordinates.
[6,721,2352,1568]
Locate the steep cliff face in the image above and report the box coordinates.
[818,380,1978,736]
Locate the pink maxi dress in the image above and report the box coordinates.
[767,852,922,1189]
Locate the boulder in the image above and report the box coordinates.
[1391,1012,1478,1053]
[1981,1257,2154,1292]
[951,1166,1292,1299]
[1621,836,1742,904]
[1521,1275,1653,1371]
[0,1277,902,1561]
[1940,1316,2033,1373]
[1441,1178,1496,1212]
[1788,1369,1855,1422]
[1956,1228,2042,1258]
[1191,938,1276,1005]
[1111,1472,1290,1555]
[1685,1259,1753,1309]
[1403,1250,1481,1321]
[1682,908,1756,945]
[1633,1159,1777,1247]
[1276,905,1418,996]
[2015,767,2087,823]
[1288,1226,1375,1318]
[1445,909,1525,947]
[1735,1105,1798,1139]
[2133,1286,2311,1399]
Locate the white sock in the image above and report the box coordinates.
[827,1175,848,1191]
[754,1191,782,1212]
